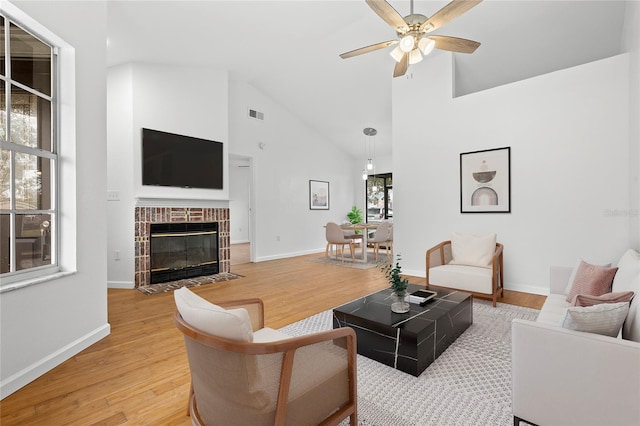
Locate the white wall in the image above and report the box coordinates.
[1,0,109,398]
[228,78,358,261]
[106,64,134,287]
[106,63,230,287]
[623,0,640,247]
[393,52,633,294]
[229,156,251,244]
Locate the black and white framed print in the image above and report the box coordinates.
[460,147,511,213]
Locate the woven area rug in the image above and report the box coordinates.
[307,252,390,270]
[136,272,243,295]
[279,299,539,426]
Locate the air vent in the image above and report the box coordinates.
[248,108,264,120]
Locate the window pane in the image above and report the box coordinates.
[16,213,51,271]
[1,17,5,76]
[0,148,9,209]
[10,23,51,96]
[14,152,51,210]
[0,80,6,140]
[0,213,9,273]
[10,85,51,150]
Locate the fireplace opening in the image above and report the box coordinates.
[149,222,219,284]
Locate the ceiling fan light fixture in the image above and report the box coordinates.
[409,48,423,65]
[399,35,415,53]
[418,37,436,55]
[389,45,404,63]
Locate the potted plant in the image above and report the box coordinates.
[346,205,363,234]
[381,254,410,313]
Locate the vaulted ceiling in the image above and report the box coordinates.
[106,1,628,159]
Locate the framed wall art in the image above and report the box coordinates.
[460,147,511,213]
[309,180,330,210]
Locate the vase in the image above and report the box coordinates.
[391,290,410,313]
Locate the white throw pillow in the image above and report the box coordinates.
[449,232,496,268]
[174,287,253,342]
[561,301,630,337]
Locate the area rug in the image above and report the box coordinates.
[136,272,243,295]
[279,299,539,426]
[307,252,390,270]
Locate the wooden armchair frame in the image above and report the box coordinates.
[426,241,504,307]
[174,298,357,426]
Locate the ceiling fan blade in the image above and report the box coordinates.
[428,35,480,53]
[366,0,409,33]
[340,40,398,59]
[393,53,409,78]
[420,0,482,33]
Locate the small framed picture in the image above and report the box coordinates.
[460,147,511,213]
[309,180,329,210]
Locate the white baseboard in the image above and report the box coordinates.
[505,283,549,296]
[107,280,134,289]
[0,323,111,399]
[230,240,250,245]
[255,248,324,262]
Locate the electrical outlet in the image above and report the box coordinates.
[114,250,120,260]
[107,191,120,201]
[276,235,280,241]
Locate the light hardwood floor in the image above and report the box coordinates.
[0,253,546,425]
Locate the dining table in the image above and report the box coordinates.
[338,222,390,263]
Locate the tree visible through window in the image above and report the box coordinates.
[366,173,392,222]
[0,16,56,276]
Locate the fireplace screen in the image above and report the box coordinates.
[150,222,219,284]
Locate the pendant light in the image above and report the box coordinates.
[363,127,377,176]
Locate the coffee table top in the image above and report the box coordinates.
[333,283,472,334]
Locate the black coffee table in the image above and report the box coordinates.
[332,284,473,376]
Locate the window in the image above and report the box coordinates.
[0,15,57,279]
[366,173,393,222]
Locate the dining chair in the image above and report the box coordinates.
[342,228,364,260]
[369,221,393,261]
[325,222,357,263]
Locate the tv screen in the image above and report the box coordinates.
[142,128,223,190]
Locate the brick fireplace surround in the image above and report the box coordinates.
[134,207,230,288]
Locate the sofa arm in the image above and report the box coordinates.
[549,265,573,295]
[512,319,640,426]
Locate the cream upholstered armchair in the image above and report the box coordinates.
[426,233,504,307]
[173,287,357,426]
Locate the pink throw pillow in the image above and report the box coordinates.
[565,260,618,303]
[571,291,635,307]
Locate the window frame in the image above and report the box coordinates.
[0,5,68,289]
[365,172,393,223]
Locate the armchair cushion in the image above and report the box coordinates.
[450,232,496,268]
[561,301,630,337]
[174,287,253,342]
[428,264,494,294]
[565,260,618,303]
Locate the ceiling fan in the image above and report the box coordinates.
[340,0,483,77]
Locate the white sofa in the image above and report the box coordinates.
[512,249,640,426]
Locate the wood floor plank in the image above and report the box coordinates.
[0,252,546,424]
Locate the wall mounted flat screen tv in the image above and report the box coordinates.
[142,128,223,190]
